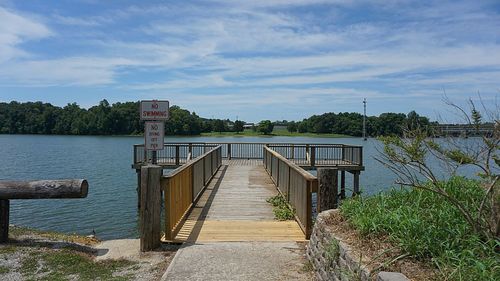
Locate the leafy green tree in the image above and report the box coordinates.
[0,100,207,136]
[406,110,430,132]
[297,121,308,133]
[257,120,274,134]
[233,120,244,133]
[286,121,297,133]
[213,119,225,133]
[165,106,202,135]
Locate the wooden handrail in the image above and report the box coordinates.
[164,145,222,179]
[263,147,318,238]
[161,145,222,241]
[264,147,317,181]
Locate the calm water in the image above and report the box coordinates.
[0,135,479,240]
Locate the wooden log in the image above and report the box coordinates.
[140,165,162,251]
[318,168,338,211]
[0,179,88,199]
[0,200,9,243]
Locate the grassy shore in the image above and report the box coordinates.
[201,129,349,138]
[340,177,499,281]
[1,226,174,281]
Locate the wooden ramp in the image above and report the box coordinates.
[174,163,305,242]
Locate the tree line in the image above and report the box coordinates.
[1,100,433,136]
[283,111,434,137]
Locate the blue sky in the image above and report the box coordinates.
[0,0,499,122]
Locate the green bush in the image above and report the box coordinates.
[340,177,499,280]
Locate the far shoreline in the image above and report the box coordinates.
[0,131,355,138]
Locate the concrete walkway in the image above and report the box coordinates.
[162,165,312,280]
[162,242,310,281]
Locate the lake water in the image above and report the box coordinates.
[0,135,480,240]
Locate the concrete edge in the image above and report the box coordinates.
[160,242,194,281]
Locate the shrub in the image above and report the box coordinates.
[340,177,499,280]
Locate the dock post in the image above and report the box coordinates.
[340,171,346,199]
[228,143,232,160]
[341,145,345,162]
[175,145,180,166]
[137,170,141,209]
[0,199,9,243]
[353,171,360,196]
[152,151,157,164]
[310,146,316,167]
[318,168,338,211]
[306,144,310,163]
[140,165,162,251]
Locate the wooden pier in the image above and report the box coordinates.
[133,142,364,248]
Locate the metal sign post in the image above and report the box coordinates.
[140,100,169,164]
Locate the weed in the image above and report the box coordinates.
[0,265,10,274]
[325,239,340,264]
[0,245,18,255]
[41,250,133,281]
[9,226,98,245]
[267,194,295,220]
[20,252,43,276]
[301,261,314,272]
[18,248,135,281]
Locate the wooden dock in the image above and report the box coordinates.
[133,142,364,245]
[174,164,304,242]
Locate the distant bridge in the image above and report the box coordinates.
[434,123,496,137]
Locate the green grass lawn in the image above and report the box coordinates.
[201,128,349,138]
[340,177,499,281]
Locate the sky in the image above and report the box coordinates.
[0,0,499,122]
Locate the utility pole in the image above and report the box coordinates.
[363,98,367,141]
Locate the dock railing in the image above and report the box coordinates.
[267,144,363,167]
[160,145,222,241]
[134,142,363,168]
[263,146,318,238]
[134,143,218,166]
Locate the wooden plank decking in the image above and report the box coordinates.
[173,163,305,242]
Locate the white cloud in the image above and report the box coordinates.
[0,0,498,119]
[0,7,52,62]
[203,0,354,9]
[52,14,103,27]
[0,57,134,86]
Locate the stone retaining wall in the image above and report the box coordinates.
[306,209,409,281]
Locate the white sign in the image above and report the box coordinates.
[140,100,169,121]
[145,121,164,151]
